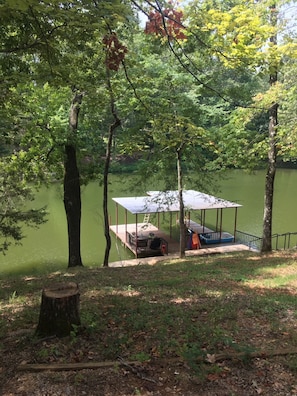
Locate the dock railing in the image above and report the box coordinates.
[271,232,297,250]
[235,230,262,251]
[236,230,297,251]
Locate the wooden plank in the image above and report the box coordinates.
[17,347,297,372]
[17,360,140,372]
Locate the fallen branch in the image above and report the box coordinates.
[17,347,297,372]
[118,356,157,384]
[205,347,297,363]
[17,360,140,372]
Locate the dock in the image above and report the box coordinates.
[111,189,243,260]
[109,221,250,260]
[184,219,213,234]
[109,222,180,256]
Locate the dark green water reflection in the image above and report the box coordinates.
[1,169,296,274]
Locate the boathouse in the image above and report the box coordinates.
[110,190,242,258]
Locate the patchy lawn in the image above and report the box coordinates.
[1,251,297,395]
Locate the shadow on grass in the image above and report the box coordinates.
[1,251,297,376]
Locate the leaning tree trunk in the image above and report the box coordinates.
[36,282,81,338]
[103,119,120,267]
[177,147,186,258]
[64,92,83,267]
[261,5,278,253]
[103,71,121,267]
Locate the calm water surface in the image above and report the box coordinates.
[1,169,297,274]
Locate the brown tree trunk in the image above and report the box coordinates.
[102,121,120,267]
[36,283,80,337]
[103,72,121,267]
[64,144,83,267]
[177,148,186,258]
[64,92,83,267]
[261,5,278,253]
[262,102,278,252]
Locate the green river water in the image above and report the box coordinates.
[1,169,297,274]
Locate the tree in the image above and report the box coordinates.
[115,21,216,256]
[0,162,46,253]
[0,0,132,266]
[262,4,278,253]
[152,116,209,257]
[64,91,84,267]
[278,58,297,161]
[186,0,297,251]
[102,33,126,266]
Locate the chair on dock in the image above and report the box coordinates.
[149,237,168,255]
[150,237,162,250]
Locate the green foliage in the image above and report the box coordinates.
[1,0,297,258]
[186,0,297,170]
[0,0,135,256]
[0,161,47,253]
[278,59,297,161]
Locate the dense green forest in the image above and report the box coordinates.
[1,0,297,264]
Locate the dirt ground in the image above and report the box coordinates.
[1,329,297,396]
[2,252,297,395]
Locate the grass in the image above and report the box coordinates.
[1,250,297,380]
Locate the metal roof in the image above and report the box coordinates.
[112,190,241,215]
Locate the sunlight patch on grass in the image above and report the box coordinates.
[23,276,40,282]
[1,291,39,323]
[245,276,297,290]
[63,272,77,277]
[259,262,297,275]
[83,289,102,299]
[111,288,141,297]
[170,296,197,304]
[204,290,223,298]
[243,262,297,289]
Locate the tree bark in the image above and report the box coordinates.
[36,282,80,337]
[177,148,186,258]
[103,72,121,267]
[262,102,278,252]
[261,5,278,253]
[64,92,83,267]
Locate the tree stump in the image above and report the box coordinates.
[36,282,81,338]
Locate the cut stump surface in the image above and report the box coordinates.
[36,282,80,338]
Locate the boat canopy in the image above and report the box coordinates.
[112,190,241,215]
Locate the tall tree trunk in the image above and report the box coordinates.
[64,92,83,267]
[262,101,278,252]
[103,73,121,267]
[177,148,186,258]
[261,5,278,253]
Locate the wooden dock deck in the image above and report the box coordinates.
[109,221,249,260]
[109,222,180,256]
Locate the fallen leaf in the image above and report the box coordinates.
[205,354,216,363]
